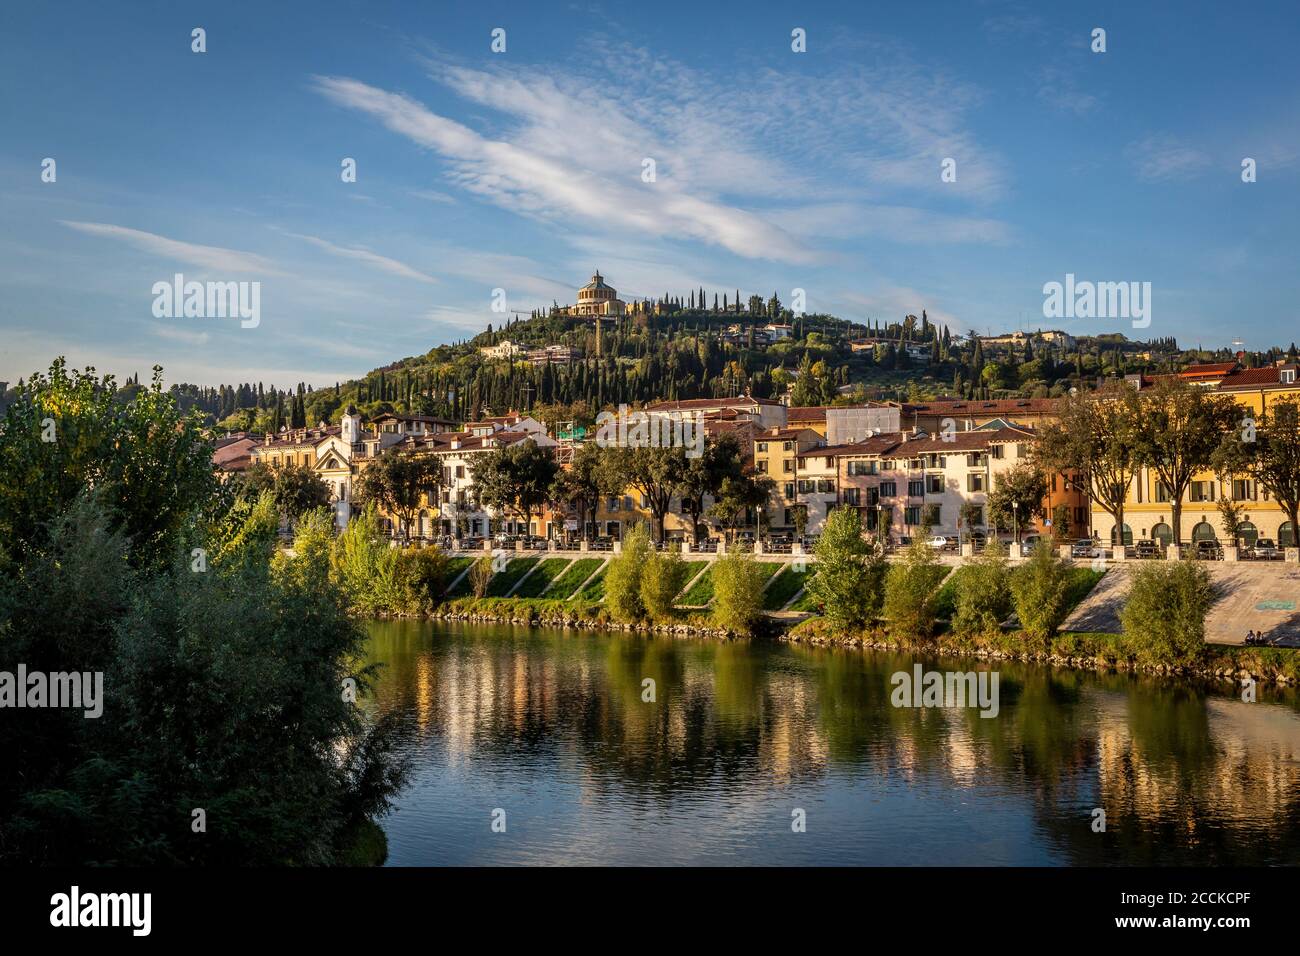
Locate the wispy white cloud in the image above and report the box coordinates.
[410,189,457,204]
[282,231,439,284]
[1127,135,1211,182]
[59,221,285,275]
[312,74,814,263]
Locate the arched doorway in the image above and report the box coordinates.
[1110,523,1133,545]
[1236,521,1258,547]
[1191,521,1216,543]
[1151,522,1172,546]
[1281,522,1296,548]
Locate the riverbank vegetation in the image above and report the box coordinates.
[0,362,408,866]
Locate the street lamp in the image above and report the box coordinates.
[1012,499,1020,551]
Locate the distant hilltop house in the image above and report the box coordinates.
[849,337,931,362]
[978,329,1077,350]
[479,340,575,365]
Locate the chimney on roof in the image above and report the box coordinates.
[450,438,460,450]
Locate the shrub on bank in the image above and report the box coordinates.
[640,547,686,621]
[882,538,947,640]
[952,540,1011,637]
[604,524,652,622]
[1120,560,1213,667]
[711,546,768,635]
[808,507,886,629]
[1009,543,1074,644]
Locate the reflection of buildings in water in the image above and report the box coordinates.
[414,654,436,732]
[1095,693,1300,830]
[759,676,827,784]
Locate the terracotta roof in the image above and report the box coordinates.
[644,396,783,411]
[902,398,1058,416]
[258,425,341,448]
[1180,362,1238,377]
[1217,367,1281,389]
[787,406,829,421]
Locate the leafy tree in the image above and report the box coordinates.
[1009,543,1074,645]
[676,433,744,542]
[952,540,1011,637]
[469,440,558,536]
[708,470,776,541]
[1214,398,1300,551]
[986,461,1047,542]
[808,507,886,629]
[883,538,945,640]
[354,451,441,541]
[1131,378,1242,545]
[237,461,332,525]
[549,442,610,542]
[1121,561,1212,666]
[469,556,494,598]
[1037,382,1141,549]
[603,446,686,543]
[640,547,686,621]
[711,546,767,635]
[0,359,215,568]
[605,523,652,621]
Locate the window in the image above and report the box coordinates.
[990,445,1003,459]
[756,460,768,473]
[1283,368,1297,385]
[817,479,836,493]
[1016,444,1027,458]
[926,475,944,494]
[1155,481,1171,502]
[904,506,922,526]
[847,460,876,476]
[824,456,834,468]
[757,442,768,453]
[783,460,794,474]
[843,488,861,506]
[1190,481,1215,502]
[1232,479,1255,500]
[908,480,924,497]
[879,481,897,497]
[783,441,793,452]
[966,453,986,467]
[967,473,985,493]
[784,483,795,499]
[797,479,814,494]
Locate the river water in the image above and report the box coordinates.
[363,620,1300,866]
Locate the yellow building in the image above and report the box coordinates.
[754,427,822,530]
[1091,364,1300,548]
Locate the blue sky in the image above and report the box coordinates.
[2,0,1298,388]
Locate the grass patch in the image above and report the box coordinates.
[578,565,608,601]
[439,557,475,596]
[486,557,539,597]
[444,596,608,625]
[546,557,605,599]
[512,557,573,598]
[763,565,812,610]
[1062,566,1106,614]
[679,564,717,605]
[787,566,822,611]
[673,561,709,596]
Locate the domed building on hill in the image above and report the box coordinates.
[571,270,626,317]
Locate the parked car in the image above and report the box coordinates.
[1251,538,1280,560]
[1194,539,1223,560]
[1134,539,1160,559]
[1019,534,1043,556]
[1071,538,1102,559]
[925,534,950,550]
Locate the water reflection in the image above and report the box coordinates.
[364,620,1300,866]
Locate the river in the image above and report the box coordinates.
[363,620,1300,866]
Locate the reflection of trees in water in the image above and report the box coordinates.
[363,621,1300,861]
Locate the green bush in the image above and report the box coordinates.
[883,538,947,640]
[711,547,767,635]
[1009,543,1074,643]
[329,506,403,616]
[604,524,652,621]
[640,548,686,621]
[808,508,886,629]
[1120,560,1213,666]
[952,540,1011,637]
[395,547,450,612]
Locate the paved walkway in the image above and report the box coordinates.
[1060,561,1300,646]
